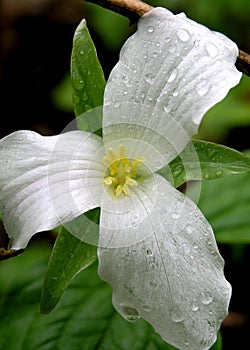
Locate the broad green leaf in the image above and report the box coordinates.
[158,140,250,188]
[71,18,106,121]
[85,3,131,51]
[187,170,250,244]
[0,244,223,350]
[51,72,74,112]
[40,208,100,314]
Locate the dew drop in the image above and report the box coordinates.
[200,291,213,305]
[191,297,199,312]
[142,304,152,312]
[172,212,181,220]
[113,101,120,108]
[146,248,153,257]
[82,91,88,101]
[173,164,183,177]
[122,306,141,322]
[167,69,178,83]
[79,49,84,55]
[172,90,179,97]
[216,170,222,177]
[144,73,154,84]
[18,137,23,142]
[170,309,184,323]
[204,173,210,179]
[177,28,190,42]
[205,43,219,58]
[147,26,154,33]
[196,81,210,96]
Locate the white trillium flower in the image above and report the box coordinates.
[0,7,242,350]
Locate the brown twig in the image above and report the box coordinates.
[85,0,250,76]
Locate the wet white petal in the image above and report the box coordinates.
[98,174,231,350]
[103,7,242,164]
[0,130,104,249]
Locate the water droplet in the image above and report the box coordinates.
[82,91,88,101]
[172,90,179,97]
[142,304,152,312]
[147,26,154,33]
[216,170,222,177]
[205,43,219,58]
[146,248,153,257]
[167,69,178,83]
[204,173,210,179]
[144,73,154,84]
[177,28,190,42]
[170,309,184,323]
[18,137,23,142]
[191,297,199,312]
[200,291,213,305]
[113,101,120,108]
[193,244,198,250]
[196,81,210,96]
[122,306,140,322]
[173,164,183,177]
[172,212,181,220]
[79,49,84,55]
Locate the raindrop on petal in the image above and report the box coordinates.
[167,68,178,83]
[147,26,154,33]
[191,296,199,312]
[177,28,190,42]
[172,212,181,220]
[200,291,213,305]
[146,248,153,257]
[122,306,140,322]
[170,308,184,323]
[205,42,219,58]
[196,81,210,96]
[142,304,152,312]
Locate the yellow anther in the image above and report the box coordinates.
[103,144,145,197]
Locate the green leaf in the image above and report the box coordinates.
[1,244,205,350]
[51,72,74,112]
[158,140,250,188]
[40,208,100,314]
[71,18,106,120]
[187,170,250,244]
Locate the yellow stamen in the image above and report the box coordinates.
[103,144,145,197]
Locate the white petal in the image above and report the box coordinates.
[98,174,231,350]
[103,7,242,164]
[0,130,105,249]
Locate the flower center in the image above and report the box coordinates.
[103,144,145,197]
